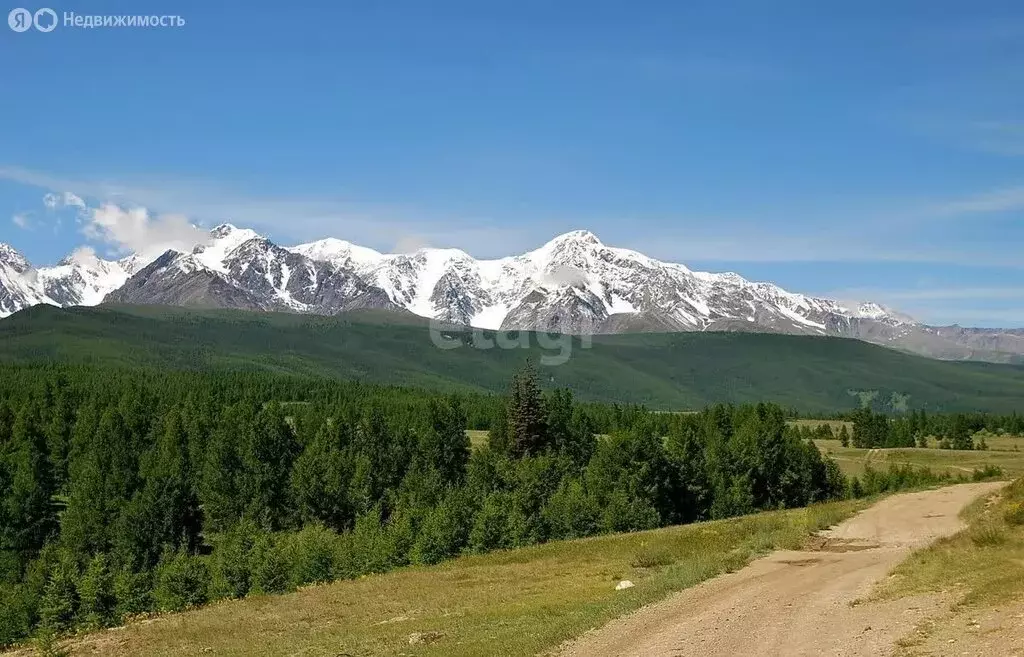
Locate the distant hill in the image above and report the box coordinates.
[2,304,1024,414]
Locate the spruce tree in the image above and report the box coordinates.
[239,402,299,530]
[506,361,548,458]
[290,420,354,531]
[0,402,57,558]
[200,405,247,534]
[419,396,470,485]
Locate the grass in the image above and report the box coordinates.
[465,430,490,449]
[871,478,1024,610]
[23,499,868,657]
[814,439,1024,478]
[4,304,1024,412]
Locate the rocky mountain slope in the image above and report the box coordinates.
[1,226,1021,363]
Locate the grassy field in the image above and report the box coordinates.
[871,477,1024,608]
[865,478,1024,655]
[4,304,1024,412]
[814,438,1024,478]
[21,499,868,657]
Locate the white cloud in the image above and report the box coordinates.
[63,192,85,208]
[0,165,531,259]
[11,213,29,229]
[42,190,88,211]
[3,164,1024,267]
[541,264,590,287]
[393,235,430,253]
[82,203,208,259]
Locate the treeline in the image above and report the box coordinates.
[0,362,998,647]
[846,408,1023,450]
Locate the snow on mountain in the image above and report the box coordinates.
[288,237,384,271]
[286,228,913,336]
[0,227,914,333]
[0,243,52,316]
[6,225,1024,361]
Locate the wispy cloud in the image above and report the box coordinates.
[0,164,533,258]
[2,163,1023,267]
[821,285,1024,327]
[83,204,209,259]
[929,185,1024,216]
[11,213,29,229]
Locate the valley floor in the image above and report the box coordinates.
[12,483,1021,657]
[558,482,1002,657]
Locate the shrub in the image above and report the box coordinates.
[248,532,289,595]
[0,585,36,648]
[969,525,1007,548]
[208,520,260,600]
[972,465,1003,481]
[411,495,472,566]
[38,556,78,633]
[630,546,675,569]
[469,494,511,552]
[152,549,209,612]
[284,523,339,587]
[113,566,151,620]
[76,554,114,630]
[1004,502,1024,527]
[542,479,599,540]
[32,626,69,657]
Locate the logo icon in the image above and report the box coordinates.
[33,7,56,32]
[8,7,31,31]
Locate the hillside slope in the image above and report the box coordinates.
[2,304,1024,413]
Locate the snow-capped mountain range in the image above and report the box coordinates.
[2,225,1022,363]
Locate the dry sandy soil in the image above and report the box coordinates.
[559,482,1004,657]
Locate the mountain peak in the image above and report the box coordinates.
[551,229,602,246]
[209,223,239,239]
[56,246,104,268]
[0,243,32,273]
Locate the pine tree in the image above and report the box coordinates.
[506,362,548,458]
[200,406,247,534]
[419,396,470,485]
[838,424,850,447]
[114,408,202,567]
[290,420,354,531]
[0,401,57,557]
[239,402,299,530]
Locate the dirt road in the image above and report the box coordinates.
[559,482,1004,657]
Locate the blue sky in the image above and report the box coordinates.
[2,0,1023,326]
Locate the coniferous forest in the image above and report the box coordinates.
[0,361,1006,646]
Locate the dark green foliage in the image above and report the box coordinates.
[0,401,57,560]
[505,361,549,457]
[76,554,115,629]
[5,304,1024,412]
[239,403,299,530]
[0,356,1015,646]
[283,524,339,587]
[112,565,151,620]
[39,554,78,633]
[542,479,599,540]
[152,548,209,612]
[290,421,354,532]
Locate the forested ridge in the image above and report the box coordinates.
[0,361,1006,647]
[5,304,1024,413]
